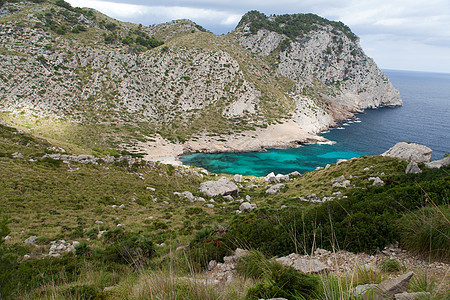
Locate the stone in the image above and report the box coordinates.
[331,175,345,182]
[276,254,329,273]
[266,183,285,194]
[206,203,215,208]
[394,292,431,300]
[146,187,156,191]
[264,172,279,183]
[354,284,377,297]
[325,164,331,170]
[239,202,256,211]
[288,171,301,177]
[223,195,234,201]
[12,152,24,158]
[363,272,414,300]
[336,159,347,165]
[424,156,450,169]
[332,180,351,188]
[24,236,37,244]
[382,142,432,162]
[276,174,290,182]
[232,174,242,183]
[405,162,422,174]
[372,177,385,186]
[199,177,239,197]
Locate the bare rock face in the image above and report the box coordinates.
[382,142,432,162]
[199,177,239,197]
[234,12,402,135]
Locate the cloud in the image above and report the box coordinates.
[66,0,241,28]
[65,0,450,72]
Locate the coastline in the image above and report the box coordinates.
[137,121,329,165]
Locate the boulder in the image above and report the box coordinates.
[24,236,37,244]
[332,180,351,188]
[199,177,239,197]
[266,184,285,195]
[424,156,450,169]
[264,172,279,183]
[276,174,290,182]
[405,162,422,174]
[381,142,432,162]
[372,177,385,186]
[288,171,301,177]
[275,254,329,274]
[239,202,256,211]
[362,272,414,300]
[232,174,242,183]
[394,292,431,300]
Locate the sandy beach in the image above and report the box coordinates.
[137,121,328,164]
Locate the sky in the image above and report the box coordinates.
[66,0,450,73]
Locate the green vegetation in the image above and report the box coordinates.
[239,10,358,41]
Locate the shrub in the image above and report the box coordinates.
[186,226,231,271]
[245,262,319,300]
[379,258,401,273]
[236,250,269,279]
[397,205,450,260]
[0,217,10,245]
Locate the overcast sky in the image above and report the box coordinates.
[67,0,450,73]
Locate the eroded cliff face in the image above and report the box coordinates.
[233,12,401,133]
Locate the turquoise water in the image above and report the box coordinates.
[181,70,450,176]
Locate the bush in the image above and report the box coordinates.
[186,226,231,271]
[379,258,401,273]
[236,250,269,279]
[102,233,155,269]
[245,262,319,300]
[397,206,450,260]
[64,284,99,300]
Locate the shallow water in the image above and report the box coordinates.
[181,70,450,176]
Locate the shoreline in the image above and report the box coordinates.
[137,121,329,165]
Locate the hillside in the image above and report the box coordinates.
[0,1,400,161]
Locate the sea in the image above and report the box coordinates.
[180,70,450,176]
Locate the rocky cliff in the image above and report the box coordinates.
[233,11,401,133]
[0,1,401,156]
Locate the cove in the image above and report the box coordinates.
[180,70,450,176]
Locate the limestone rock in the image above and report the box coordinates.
[394,292,431,300]
[24,236,37,244]
[424,156,450,169]
[405,162,422,174]
[372,177,385,186]
[382,142,432,162]
[266,184,285,195]
[264,172,279,183]
[199,177,239,197]
[232,174,242,183]
[239,202,257,211]
[363,272,414,300]
[276,254,329,274]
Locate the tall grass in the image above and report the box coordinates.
[397,205,450,261]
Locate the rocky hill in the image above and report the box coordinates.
[0,1,401,158]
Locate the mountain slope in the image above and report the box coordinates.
[0,1,401,159]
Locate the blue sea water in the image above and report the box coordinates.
[181,70,450,176]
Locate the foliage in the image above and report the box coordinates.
[239,10,358,41]
[245,262,319,300]
[236,249,270,279]
[186,226,231,271]
[379,258,401,273]
[397,205,450,260]
[226,165,450,256]
[0,217,10,246]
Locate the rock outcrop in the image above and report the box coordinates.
[424,156,450,169]
[199,177,239,197]
[382,142,432,162]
